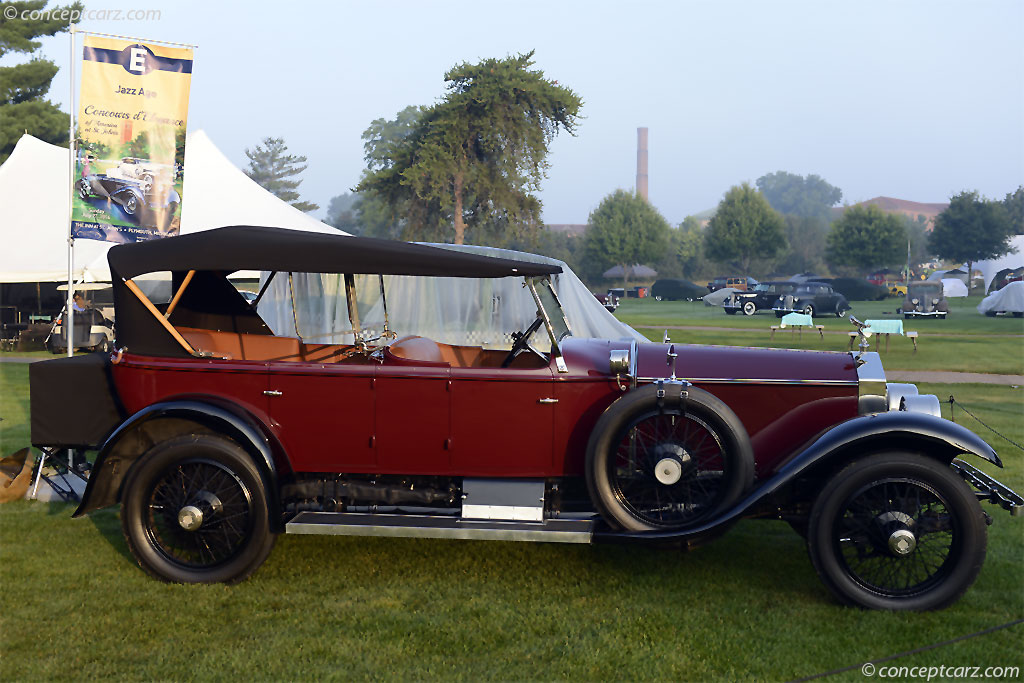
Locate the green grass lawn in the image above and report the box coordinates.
[2,359,1023,678]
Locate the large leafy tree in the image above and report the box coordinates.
[244,137,319,212]
[930,191,1013,291]
[825,204,907,271]
[704,183,786,273]
[581,190,670,286]
[0,1,82,162]
[1004,186,1023,234]
[357,51,582,245]
[756,171,843,221]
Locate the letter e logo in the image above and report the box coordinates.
[129,47,146,73]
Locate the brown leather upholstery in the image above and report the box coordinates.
[179,327,301,361]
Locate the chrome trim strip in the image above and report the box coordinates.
[635,376,858,386]
[285,512,594,544]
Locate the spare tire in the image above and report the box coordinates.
[585,384,754,532]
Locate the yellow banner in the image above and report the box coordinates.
[72,36,193,242]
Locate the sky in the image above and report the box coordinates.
[20,0,1024,226]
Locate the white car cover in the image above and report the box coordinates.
[977,281,1024,315]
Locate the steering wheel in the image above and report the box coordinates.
[502,316,547,368]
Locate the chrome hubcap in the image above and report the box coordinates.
[888,528,917,556]
[178,505,203,531]
[655,457,683,485]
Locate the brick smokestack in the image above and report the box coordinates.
[636,127,648,201]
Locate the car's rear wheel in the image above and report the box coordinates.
[836,306,849,318]
[742,301,756,316]
[806,452,986,611]
[121,434,275,584]
[585,385,754,532]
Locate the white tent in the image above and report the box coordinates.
[0,131,340,283]
[976,235,1024,293]
[942,278,968,297]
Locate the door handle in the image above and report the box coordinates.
[538,398,558,404]
[263,390,283,397]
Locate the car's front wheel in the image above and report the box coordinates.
[802,304,815,317]
[742,301,756,316]
[585,385,754,532]
[807,452,987,611]
[121,434,275,584]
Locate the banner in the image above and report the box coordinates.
[72,36,192,243]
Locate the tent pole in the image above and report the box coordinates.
[66,24,76,359]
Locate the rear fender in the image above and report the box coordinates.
[595,410,999,542]
[73,400,284,531]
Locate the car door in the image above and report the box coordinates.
[374,362,452,475]
[267,359,377,473]
[448,363,556,476]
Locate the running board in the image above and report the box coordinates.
[285,511,595,543]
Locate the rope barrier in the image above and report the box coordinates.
[948,395,1024,452]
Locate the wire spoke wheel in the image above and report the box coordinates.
[145,458,254,569]
[586,385,753,533]
[833,478,956,597]
[610,411,727,527]
[122,434,274,584]
[807,452,986,610]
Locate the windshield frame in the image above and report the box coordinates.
[525,276,571,373]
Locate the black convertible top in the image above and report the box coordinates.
[107,225,561,280]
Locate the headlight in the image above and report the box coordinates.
[911,298,919,305]
[932,298,940,305]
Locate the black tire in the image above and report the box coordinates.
[724,309,737,315]
[94,338,110,353]
[775,311,785,318]
[904,313,912,320]
[123,194,138,216]
[77,180,90,201]
[802,304,815,317]
[742,301,757,316]
[807,452,987,611]
[835,307,848,319]
[1014,312,1023,318]
[585,385,754,532]
[121,434,275,584]
[940,314,948,320]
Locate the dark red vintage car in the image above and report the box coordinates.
[29,227,1021,610]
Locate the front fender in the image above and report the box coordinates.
[596,411,999,542]
[73,400,282,529]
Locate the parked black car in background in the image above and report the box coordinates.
[724,281,798,315]
[651,279,706,301]
[773,282,850,318]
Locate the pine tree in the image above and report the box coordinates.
[243,137,319,212]
[0,1,83,162]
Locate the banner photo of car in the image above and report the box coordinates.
[71,35,192,243]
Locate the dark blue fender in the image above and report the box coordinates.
[73,400,284,531]
[596,410,1000,542]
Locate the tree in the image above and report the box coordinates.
[244,137,319,212]
[652,216,705,279]
[1004,186,1023,234]
[930,191,1013,292]
[0,1,83,162]
[357,51,582,245]
[775,214,828,274]
[325,192,362,234]
[825,204,907,271]
[756,171,842,221]
[581,190,670,286]
[703,183,786,273]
